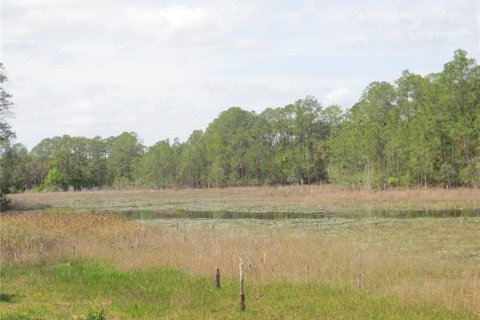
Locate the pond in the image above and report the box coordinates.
[111,207,480,235]
[117,208,480,221]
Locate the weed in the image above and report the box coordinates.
[84,309,107,320]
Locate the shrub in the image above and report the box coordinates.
[84,309,107,320]
[43,168,66,191]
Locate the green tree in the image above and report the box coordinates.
[43,168,66,191]
[202,107,256,186]
[0,63,15,143]
[244,114,275,184]
[30,138,58,187]
[0,63,15,210]
[436,49,480,187]
[86,136,109,189]
[179,130,206,187]
[393,70,436,187]
[136,139,178,188]
[1,143,31,192]
[329,82,396,188]
[106,132,145,188]
[50,135,89,190]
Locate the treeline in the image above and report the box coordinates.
[1,49,479,191]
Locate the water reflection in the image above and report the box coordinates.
[116,208,480,221]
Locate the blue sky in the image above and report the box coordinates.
[2,0,479,149]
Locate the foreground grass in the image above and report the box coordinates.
[9,186,480,213]
[2,212,479,316]
[1,261,474,319]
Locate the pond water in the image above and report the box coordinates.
[117,208,480,221]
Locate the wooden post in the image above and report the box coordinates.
[357,273,363,289]
[247,256,255,271]
[238,259,245,311]
[215,267,221,289]
[357,253,364,289]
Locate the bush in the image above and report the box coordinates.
[84,309,107,320]
[43,168,66,191]
[386,177,399,187]
[0,190,10,211]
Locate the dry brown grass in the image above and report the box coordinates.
[9,185,480,213]
[1,212,479,315]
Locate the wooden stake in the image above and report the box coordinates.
[357,273,363,289]
[357,253,364,289]
[215,267,221,289]
[247,256,255,271]
[238,259,245,311]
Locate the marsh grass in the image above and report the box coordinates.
[1,212,479,316]
[9,186,480,214]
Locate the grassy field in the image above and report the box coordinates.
[9,186,480,213]
[1,262,472,319]
[2,187,480,318]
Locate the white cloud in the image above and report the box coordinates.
[3,1,258,49]
[3,0,479,149]
[324,88,355,107]
[231,38,267,50]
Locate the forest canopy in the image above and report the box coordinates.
[1,49,479,192]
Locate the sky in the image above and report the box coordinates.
[1,0,479,149]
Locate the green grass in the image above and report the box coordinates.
[1,262,475,319]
